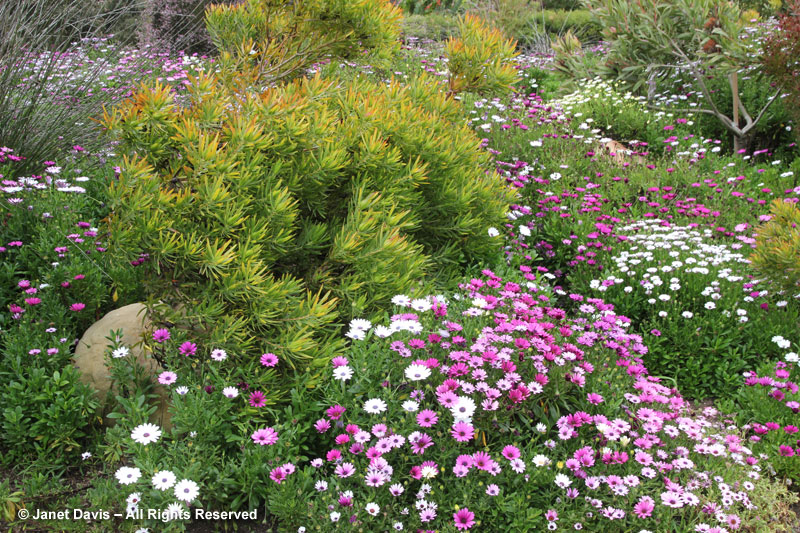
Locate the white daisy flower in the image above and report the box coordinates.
[131,423,162,445]
[363,398,388,414]
[402,400,420,412]
[210,348,227,361]
[333,366,354,381]
[404,364,431,381]
[391,294,411,307]
[222,386,239,398]
[173,479,199,503]
[349,318,372,331]
[152,470,177,491]
[112,346,130,358]
[115,466,141,485]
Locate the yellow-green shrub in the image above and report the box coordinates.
[102,71,513,384]
[751,199,800,293]
[205,0,402,83]
[444,13,520,96]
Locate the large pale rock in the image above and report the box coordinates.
[73,303,171,428]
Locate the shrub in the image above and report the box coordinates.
[402,13,461,40]
[205,0,403,84]
[750,198,800,293]
[444,14,520,95]
[588,0,781,151]
[101,72,513,396]
[541,9,601,41]
[762,0,800,145]
[139,0,237,54]
[541,0,583,9]
[402,0,463,14]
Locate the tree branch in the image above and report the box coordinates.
[741,88,782,135]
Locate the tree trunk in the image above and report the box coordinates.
[733,131,751,153]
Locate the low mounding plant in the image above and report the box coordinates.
[101,68,513,397]
[750,198,800,293]
[444,13,520,96]
[0,150,113,465]
[265,268,797,531]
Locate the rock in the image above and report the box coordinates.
[73,303,172,429]
[601,140,646,166]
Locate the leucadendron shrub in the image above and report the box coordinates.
[205,0,403,85]
[750,198,800,294]
[444,13,520,96]
[102,70,513,399]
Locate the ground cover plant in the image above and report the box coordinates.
[2,0,800,531]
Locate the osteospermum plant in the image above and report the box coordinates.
[271,267,796,532]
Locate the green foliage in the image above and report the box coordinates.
[444,13,520,95]
[589,0,745,90]
[402,0,463,14]
[102,72,512,385]
[762,0,800,145]
[1,366,100,465]
[205,0,403,84]
[402,12,461,40]
[751,199,800,293]
[541,9,601,40]
[541,0,583,9]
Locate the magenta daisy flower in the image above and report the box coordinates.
[69,302,85,312]
[152,328,170,343]
[252,427,279,446]
[249,390,267,407]
[260,352,278,367]
[269,467,286,484]
[179,341,197,356]
[501,445,520,461]
[454,508,475,530]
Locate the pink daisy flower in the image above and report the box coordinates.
[451,421,474,442]
[152,328,170,343]
[416,409,439,428]
[269,467,286,484]
[158,371,177,385]
[252,427,279,446]
[260,353,278,367]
